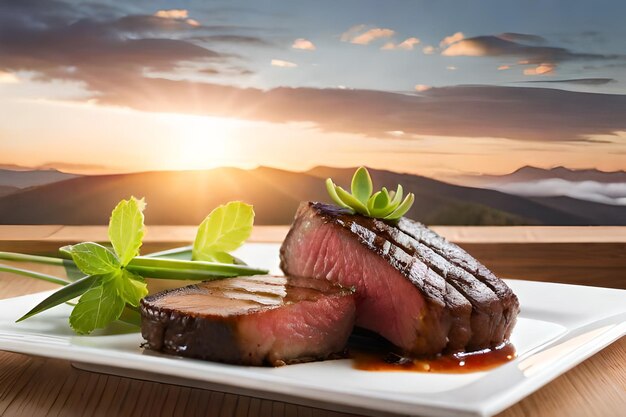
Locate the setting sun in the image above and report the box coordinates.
[163,113,238,170]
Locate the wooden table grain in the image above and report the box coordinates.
[0,226,624,417]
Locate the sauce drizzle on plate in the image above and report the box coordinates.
[352,342,516,373]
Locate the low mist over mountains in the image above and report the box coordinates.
[453,166,626,206]
[0,166,624,225]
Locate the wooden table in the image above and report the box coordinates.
[0,226,624,417]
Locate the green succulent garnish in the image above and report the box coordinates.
[325,167,415,220]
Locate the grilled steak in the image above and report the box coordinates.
[397,218,520,342]
[140,275,356,366]
[280,202,519,355]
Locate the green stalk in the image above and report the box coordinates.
[129,256,267,278]
[1,250,267,281]
[0,251,68,267]
[0,263,70,286]
[146,245,192,259]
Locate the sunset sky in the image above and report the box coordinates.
[1,0,625,179]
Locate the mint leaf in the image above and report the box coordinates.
[61,268,146,334]
[192,201,254,263]
[116,269,148,307]
[63,242,120,275]
[108,197,146,266]
[69,277,125,334]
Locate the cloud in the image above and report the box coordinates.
[0,0,249,83]
[340,25,366,42]
[497,65,510,70]
[94,79,626,143]
[422,45,436,54]
[0,71,19,83]
[153,9,199,27]
[414,84,431,92]
[497,33,546,44]
[271,59,297,68]
[493,179,626,205]
[154,9,189,19]
[194,35,271,46]
[518,78,616,85]
[523,63,555,75]
[292,38,316,50]
[446,65,457,71]
[442,34,622,65]
[381,37,420,51]
[440,32,464,47]
[341,25,395,45]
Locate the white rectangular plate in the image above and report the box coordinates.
[0,243,624,417]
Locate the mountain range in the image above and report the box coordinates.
[455,166,626,186]
[0,168,78,189]
[0,166,624,225]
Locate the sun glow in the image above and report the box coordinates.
[161,113,239,170]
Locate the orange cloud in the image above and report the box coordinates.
[414,84,431,92]
[271,59,297,68]
[154,9,199,26]
[442,39,486,56]
[154,9,189,19]
[523,63,555,75]
[422,45,436,55]
[342,25,395,45]
[292,38,316,50]
[382,37,421,50]
[440,32,465,47]
[498,65,511,70]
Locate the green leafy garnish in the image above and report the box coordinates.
[69,276,126,334]
[65,242,120,275]
[192,201,254,263]
[4,196,267,335]
[326,167,415,220]
[108,197,146,266]
[61,196,149,334]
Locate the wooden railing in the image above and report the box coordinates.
[0,225,624,289]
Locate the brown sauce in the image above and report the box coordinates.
[351,342,516,373]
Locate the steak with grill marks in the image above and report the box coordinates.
[280,202,519,355]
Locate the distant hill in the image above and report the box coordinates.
[0,185,18,198]
[455,165,626,186]
[0,166,623,225]
[0,168,79,189]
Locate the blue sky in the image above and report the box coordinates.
[122,0,626,92]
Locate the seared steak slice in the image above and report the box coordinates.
[280,202,472,356]
[140,275,356,366]
[341,214,504,350]
[397,218,520,340]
